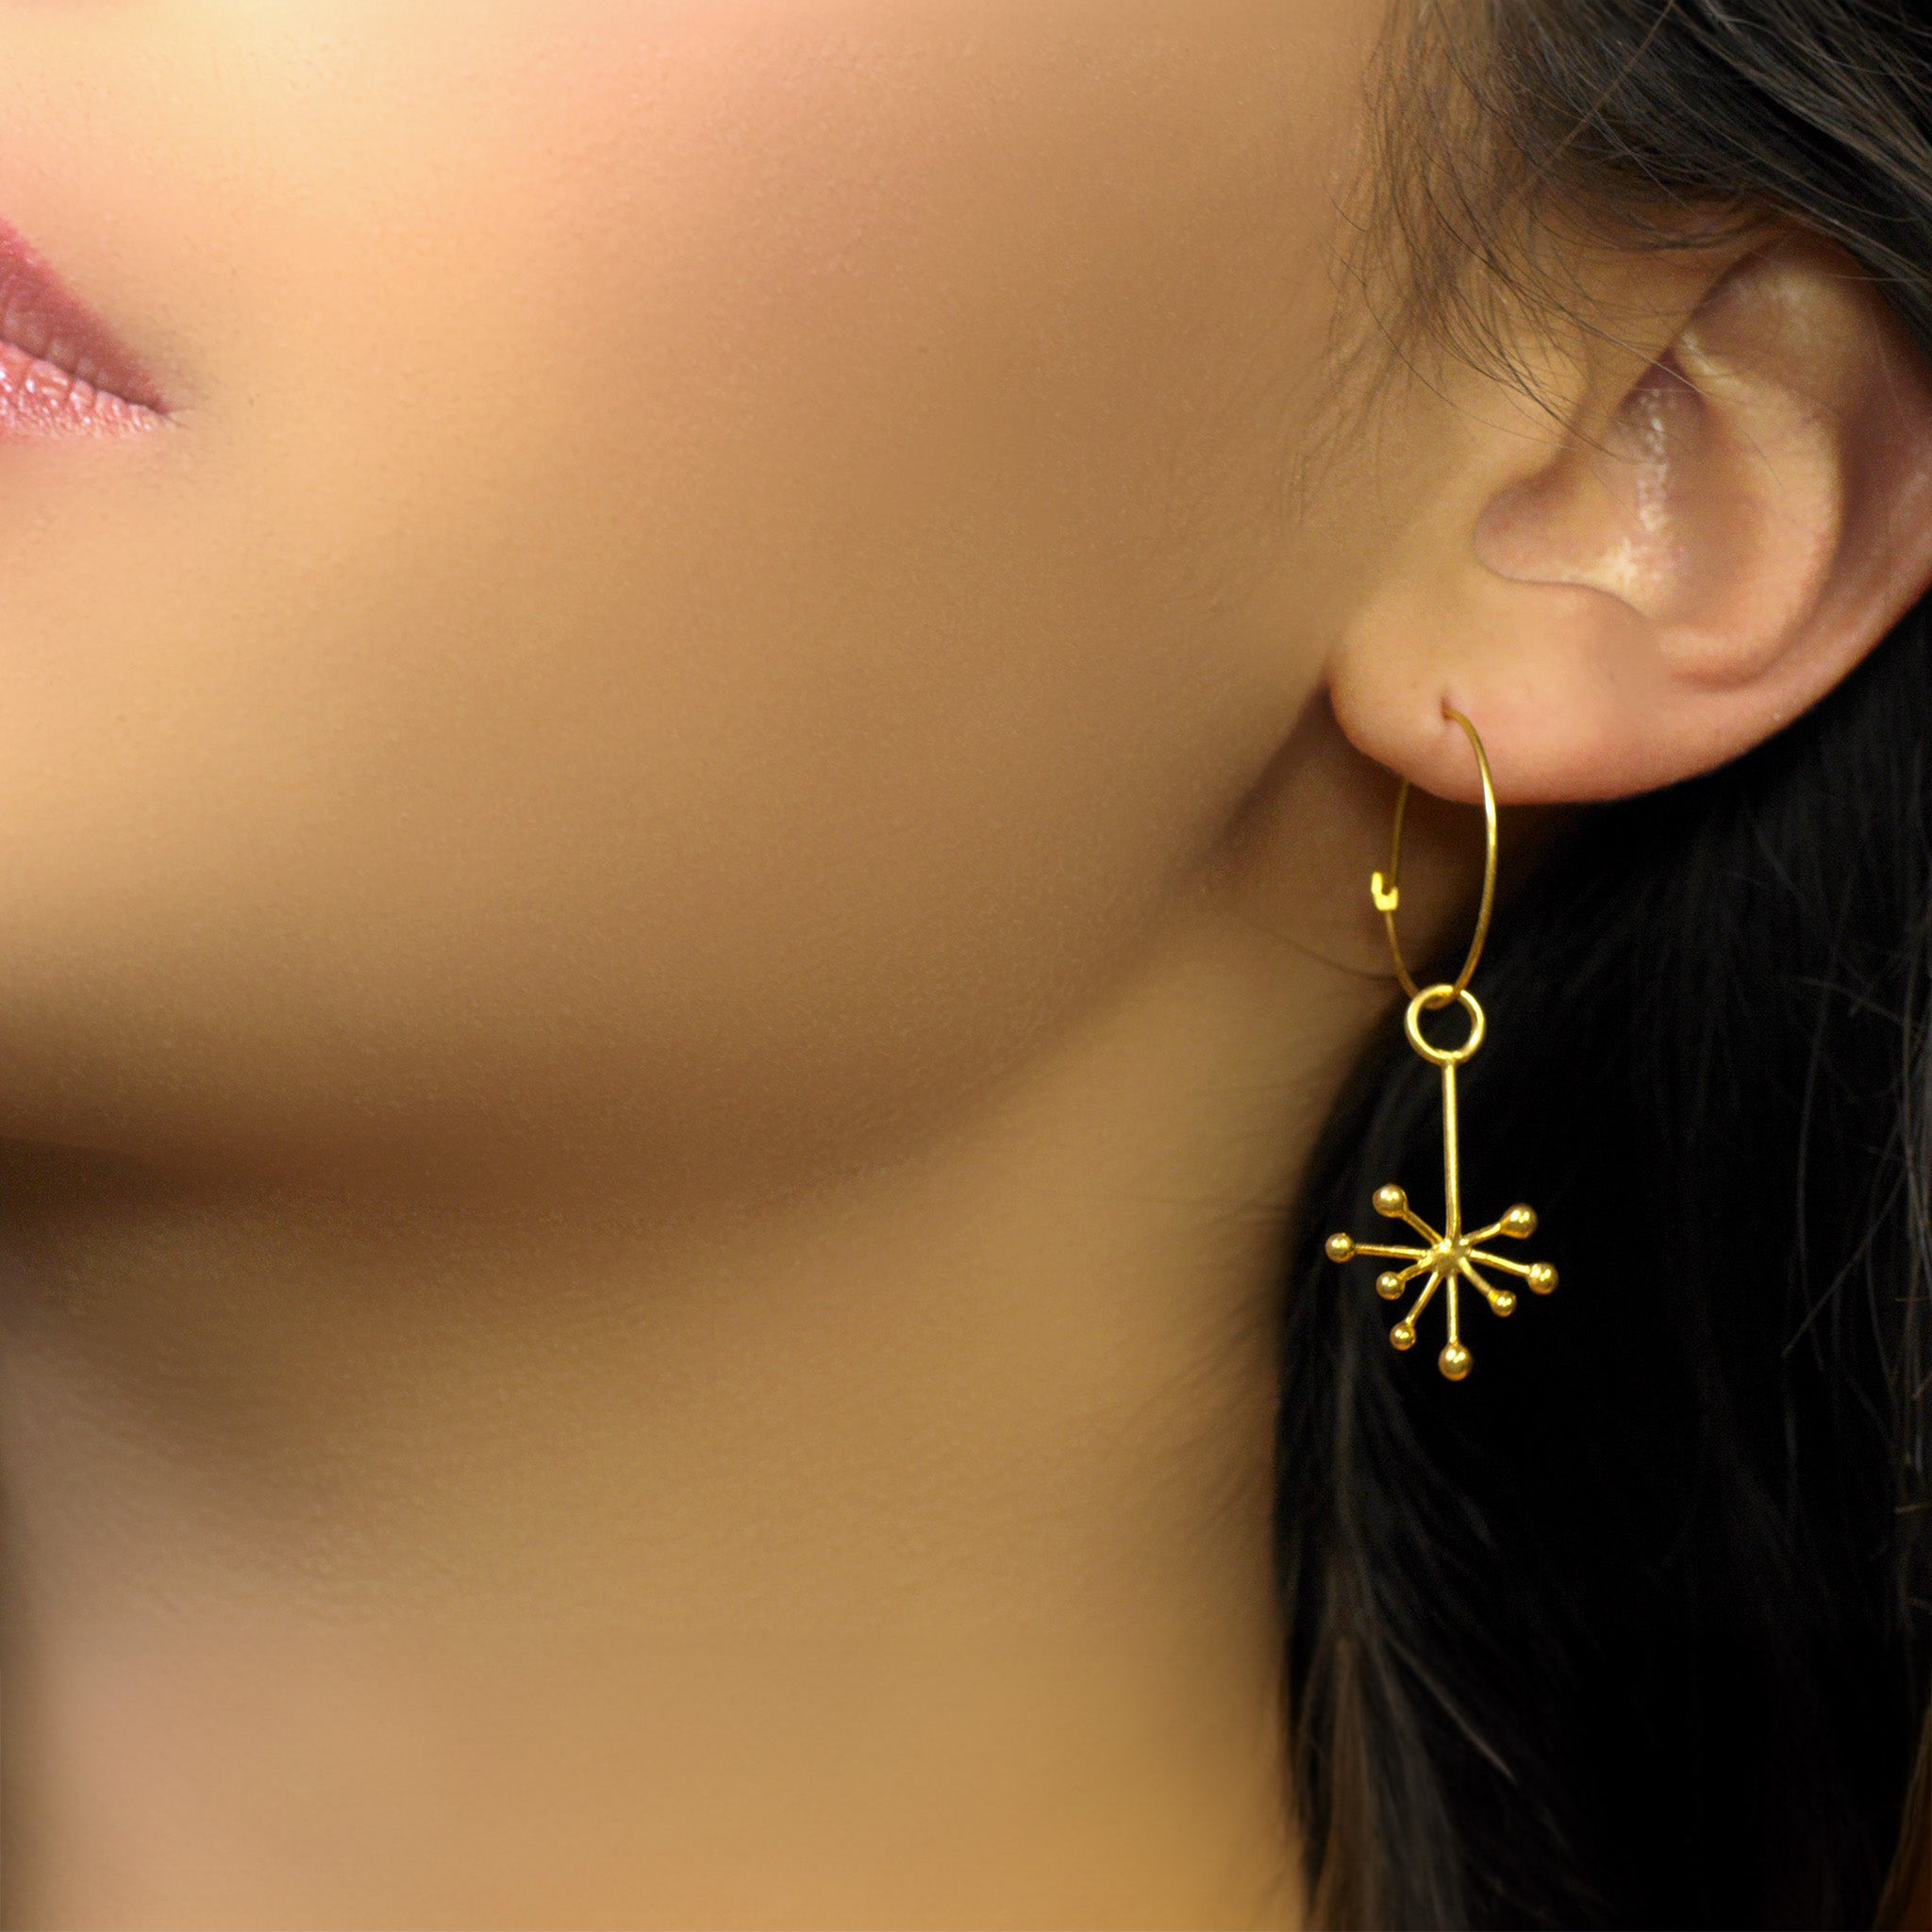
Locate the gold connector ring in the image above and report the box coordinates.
[1404,985,1486,1067]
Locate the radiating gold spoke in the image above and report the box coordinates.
[1440,1276,1472,1379]
[1388,1272,1441,1354]
[1468,1247,1557,1295]
[1469,1249,1533,1278]
[1459,1260,1516,1316]
[1373,1257,1435,1302]
[1467,1206,1537,1247]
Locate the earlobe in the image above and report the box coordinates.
[1332,236,1932,804]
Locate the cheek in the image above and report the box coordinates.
[0,1,1367,1176]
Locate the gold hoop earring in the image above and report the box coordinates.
[1324,709,1557,1381]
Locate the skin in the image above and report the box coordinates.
[1,2,1930,1927]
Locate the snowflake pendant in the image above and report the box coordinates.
[1325,985,1557,1380]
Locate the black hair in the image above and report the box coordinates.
[1279,4,1932,1924]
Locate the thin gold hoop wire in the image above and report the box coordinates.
[1370,708,1498,1003]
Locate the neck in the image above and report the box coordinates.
[0,824,1392,1928]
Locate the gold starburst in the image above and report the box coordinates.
[1326,1186,1556,1381]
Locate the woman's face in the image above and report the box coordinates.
[0,1,1391,1190]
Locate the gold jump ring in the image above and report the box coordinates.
[1404,985,1486,1067]
[1370,708,1498,1002]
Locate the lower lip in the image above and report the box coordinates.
[0,336,163,437]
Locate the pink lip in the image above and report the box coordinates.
[0,216,167,437]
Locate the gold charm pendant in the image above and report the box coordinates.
[1325,711,1557,1381]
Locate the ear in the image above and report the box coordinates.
[1327,233,1932,802]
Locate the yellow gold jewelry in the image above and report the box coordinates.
[1324,709,1556,1381]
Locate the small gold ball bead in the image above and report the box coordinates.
[1493,1290,1517,1316]
[1373,1185,1407,1218]
[1390,1322,1416,1351]
[1325,1233,1357,1263]
[1375,1271,1404,1300]
[1528,1262,1557,1294]
[1502,1205,1538,1238]
[1440,1342,1473,1381]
